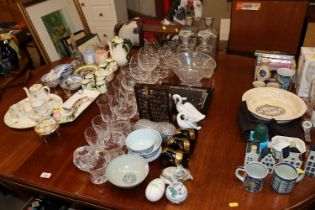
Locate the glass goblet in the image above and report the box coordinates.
[88,146,111,184]
[91,115,111,143]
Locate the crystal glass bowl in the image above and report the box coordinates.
[167,51,216,86]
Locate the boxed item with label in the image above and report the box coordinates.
[296,47,315,98]
[254,51,295,83]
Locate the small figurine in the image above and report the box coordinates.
[304,145,315,178]
[260,147,276,173]
[176,112,201,130]
[173,94,205,123]
[244,142,260,166]
[160,165,193,185]
[249,124,269,151]
[281,146,303,168]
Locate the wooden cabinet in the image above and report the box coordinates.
[228,0,308,56]
[0,0,24,24]
[77,0,128,42]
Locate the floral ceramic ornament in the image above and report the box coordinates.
[165,182,188,204]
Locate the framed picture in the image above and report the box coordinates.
[76,33,101,54]
[61,30,87,55]
[18,0,90,63]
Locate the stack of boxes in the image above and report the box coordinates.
[296,47,315,98]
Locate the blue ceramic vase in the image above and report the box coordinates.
[0,39,19,75]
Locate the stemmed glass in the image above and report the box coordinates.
[88,146,111,184]
[129,54,159,84]
[158,44,175,79]
[91,115,111,143]
[138,45,159,72]
[73,145,111,184]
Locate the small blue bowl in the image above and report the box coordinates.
[53,64,73,78]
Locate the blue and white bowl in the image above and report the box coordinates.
[59,74,83,91]
[53,64,73,78]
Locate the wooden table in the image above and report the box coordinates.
[1,53,315,210]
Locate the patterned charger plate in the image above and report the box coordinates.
[242,87,306,123]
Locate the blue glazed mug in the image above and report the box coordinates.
[276,68,295,90]
[272,162,304,194]
[235,162,268,192]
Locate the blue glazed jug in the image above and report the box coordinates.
[0,39,19,75]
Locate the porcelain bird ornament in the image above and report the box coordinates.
[177,112,201,130]
[172,94,205,123]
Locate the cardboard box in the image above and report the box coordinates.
[254,51,295,82]
[296,47,315,98]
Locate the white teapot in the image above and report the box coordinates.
[108,36,132,66]
[23,84,51,104]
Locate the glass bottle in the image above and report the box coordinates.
[69,35,84,69]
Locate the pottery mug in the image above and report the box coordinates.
[235,161,268,192]
[271,162,304,194]
[276,68,295,90]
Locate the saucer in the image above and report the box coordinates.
[128,132,162,156]
[128,147,162,163]
[4,94,63,129]
[144,147,162,163]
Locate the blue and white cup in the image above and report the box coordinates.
[276,68,295,90]
[271,162,304,194]
[235,162,268,192]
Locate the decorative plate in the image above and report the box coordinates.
[242,87,306,122]
[73,65,98,75]
[54,89,100,124]
[4,94,63,129]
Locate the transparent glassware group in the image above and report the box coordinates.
[166,51,216,86]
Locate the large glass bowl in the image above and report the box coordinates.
[166,51,216,86]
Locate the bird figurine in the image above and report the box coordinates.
[172,94,205,123]
[176,112,201,130]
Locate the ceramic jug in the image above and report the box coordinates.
[23,84,51,104]
[108,36,132,66]
[0,39,19,75]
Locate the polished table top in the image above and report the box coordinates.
[1,53,315,210]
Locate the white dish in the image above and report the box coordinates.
[4,94,63,129]
[242,87,306,123]
[143,147,162,163]
[128,147,162,162]
[126,128,161,154]
[270,135,306,159]
[128,135,162,158]
[54,89,100,123]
